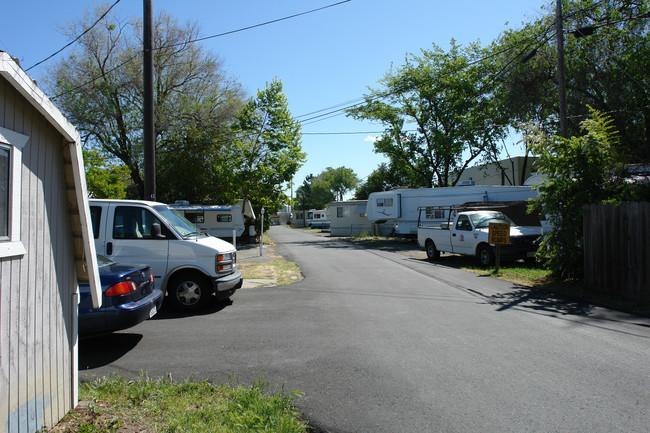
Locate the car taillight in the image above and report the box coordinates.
[106,281,138,296]
[149,272,155,284]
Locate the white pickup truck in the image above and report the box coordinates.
[417,209,542,266]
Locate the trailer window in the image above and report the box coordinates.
[185,211,204,224]
[376,198,393,207]
[217,214,232,223]
[336,207,350,218]
[425,207,445,220]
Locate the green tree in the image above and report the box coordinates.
[347,40,508,187]
[228,79,305,215]
[295,174,334,210]
[320,166,359,201]
[494,0,650,161]
[83,149,130,198]
[46,4,244,199]
[155,126,233,204]
[527,108,630,279]
[353,162,410,199]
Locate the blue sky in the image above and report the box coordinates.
[2,0,547,197]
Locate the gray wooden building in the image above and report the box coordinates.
[0,52,100,433]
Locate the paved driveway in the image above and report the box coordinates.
[80,225,650,433]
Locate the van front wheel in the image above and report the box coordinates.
[166,272,211,312]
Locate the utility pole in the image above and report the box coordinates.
[556,0,568,138]
[143,0,156,200]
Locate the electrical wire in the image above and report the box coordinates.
[26,0,122,72]
[52,0,352,100]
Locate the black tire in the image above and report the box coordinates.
[425,240,440,260]
[477,244,494,266]
[166,272,212,312]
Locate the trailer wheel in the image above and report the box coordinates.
[425,240,440,260]
[166,272,211,312]
[477,244,494,267]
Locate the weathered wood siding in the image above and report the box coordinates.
[1,76,77,432]
[583,202,650,302]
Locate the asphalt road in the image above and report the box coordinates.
[80,225,650,433]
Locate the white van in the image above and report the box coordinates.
[89,199,242,311]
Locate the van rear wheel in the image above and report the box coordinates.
[166,272,211,312]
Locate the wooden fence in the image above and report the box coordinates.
[583,202,650,302]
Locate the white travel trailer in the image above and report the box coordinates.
[170,200,254,239]
[326,200,372,236]
[306,209,330,229]
[366,185,539,236]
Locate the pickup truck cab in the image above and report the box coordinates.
[417,209,542,266]
[89,199,242,311]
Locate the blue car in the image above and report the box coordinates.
[79,254,163,338]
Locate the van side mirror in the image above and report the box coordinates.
[151,223,166,239]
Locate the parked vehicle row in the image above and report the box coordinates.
[80,199,244,338]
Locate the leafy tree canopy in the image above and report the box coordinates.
[494,0,650,161]
[83,149,130,199]
[527,107,638,279]
[46,3,245,199]
[346,40,509,188]
[227,78,305,216]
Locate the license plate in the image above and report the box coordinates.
[149,305,157,318]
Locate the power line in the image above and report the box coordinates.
[26,0,122,72]
[52,0,352,100]
[183,0,352,46]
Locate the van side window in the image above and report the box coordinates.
[90,206,101,239]
[114,206,167,239]
[217,214,232,223]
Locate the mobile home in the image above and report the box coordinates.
[170,201,253,239]
[366,185,538,236]
[326,200,371,236]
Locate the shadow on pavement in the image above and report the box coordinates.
[79,333,143,370]
[151,297,233,321]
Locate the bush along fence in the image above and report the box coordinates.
[583,202,650,302]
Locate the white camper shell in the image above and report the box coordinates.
[170,200,254,239]
[366,186,538,236]
[306,209,330,229]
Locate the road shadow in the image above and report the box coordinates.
[151,297,233,321]
[485,284,594,316]
[79,333,143,370]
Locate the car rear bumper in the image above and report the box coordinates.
[211,269,243,300]
[80,288,163,338]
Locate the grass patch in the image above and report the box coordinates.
[44,374,309,433]
[238,260,303,286]
[462,262,553,287]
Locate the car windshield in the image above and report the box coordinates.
[96,254,117,267]
[154,205,203,238]
[470,211,514,228]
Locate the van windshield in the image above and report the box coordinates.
[154,205,203,238]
